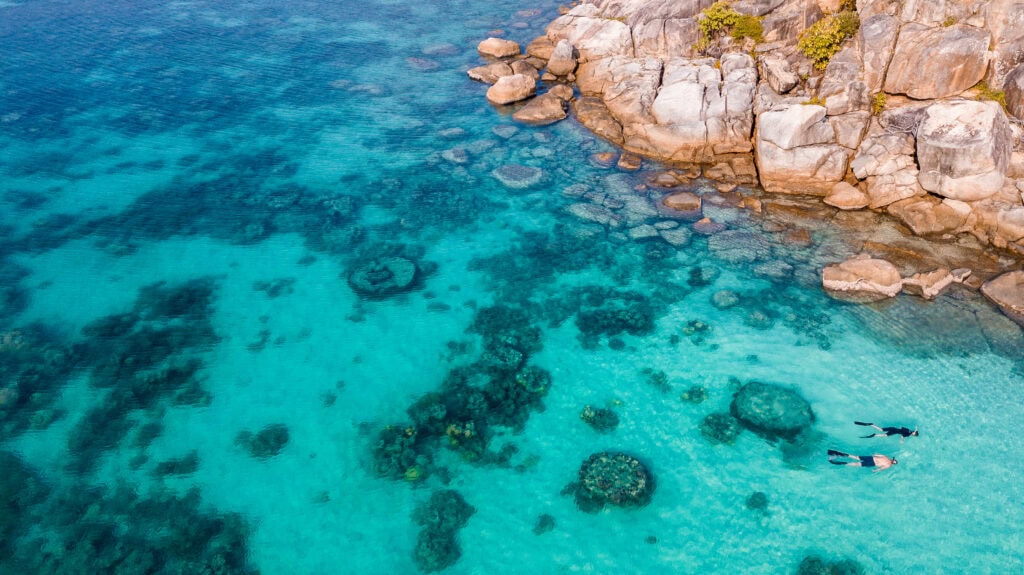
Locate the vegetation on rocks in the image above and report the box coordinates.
[797,11,860,70]
[695,1,763,53]
[974,81,1007,110]
[870,92,886,115]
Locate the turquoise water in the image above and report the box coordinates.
[2,0,1023,573]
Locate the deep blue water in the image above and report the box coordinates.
[2,1,1023,573]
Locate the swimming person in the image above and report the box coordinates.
[855,421,918,442]
[828,449,897,472]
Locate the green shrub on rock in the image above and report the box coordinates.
[797,11,860,70]
[695,1,763,53]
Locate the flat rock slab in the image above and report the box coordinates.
[981,270,1024,327]
[730,382,814,440]
[492,164,545,188]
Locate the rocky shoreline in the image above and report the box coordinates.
[468,0,1024,324]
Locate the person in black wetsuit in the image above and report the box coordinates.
[855,421,918,442]
[828,449,897,472]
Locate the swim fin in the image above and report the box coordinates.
[854,421,873,426]
[859,434,877,439]
[827,449,848,457]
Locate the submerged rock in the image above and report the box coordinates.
[730,381,814,440]
[492,164,544,188]
[347,257,419,298]
[575,452,654,511]
[701,412,743,445]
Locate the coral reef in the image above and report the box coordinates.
[532,513,556,535]
[580,405,620,433]
[235,423,290,459]
[701,412,743,445]
[412,490,476,573]
[730,381,815,441]
[574,452,654,512]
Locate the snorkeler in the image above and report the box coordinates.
[855,421,919,442]
[828,449,897,472]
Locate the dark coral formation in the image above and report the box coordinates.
[347,256,420,298]
[412,490,476,573]
[370,304,552,480]
[746,491,769,512]
[0,324,76,438]
[580,405,619,433]
[574,452,654,512]
[1,458,256,575]
[641,368,672,393]
[680,385,708,404]
[730,381,815,440]
[796,554,865,575]
[532,513,556,535]
[701,412,744,445]
[235,423,290,459]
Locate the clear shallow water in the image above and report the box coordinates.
[1,1,1023,574]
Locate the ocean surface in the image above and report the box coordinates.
[2,0,1023,573]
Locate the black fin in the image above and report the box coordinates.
[854,421,873,426]
[827,449,847,457]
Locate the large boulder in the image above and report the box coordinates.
[512,93,567,125]
[574,452,654,511]
[486,74,537,105]
[756,105,849,194]
[884,24,990,100]
[467,61,514,84]
[729,382,815,440]
[850,130,925,208]
[478,37,521,59]
[824,181,869,210]
[1005,64,1024,121]
[859,14,899,93]
[885,196,970,237]
[546,12,634,62]
[547,39,578,76]
[916,100,1011,201]
[981,270,1024,327]
[822,254,902,301]
[760,54,799,94]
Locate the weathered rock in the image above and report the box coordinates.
[830,111,870,151]
[478,37,521,59]
[730,382,814,440]
[981,270,1024,327]
[486,74,537,105]
[902,268,955,300]
[884,24,990,100]
[692,217,727,235]
[467,61,514,84]
[512,93,568,125]
[628,224,661,241]
[756,104,850,194]
[546,12,634,62]
[985,0,1024,90]
[860,14,899,93]
[573,96,624,143]
[1004,64,1024,121]
[617,151,642,170]
[662,191,702,216]
[526,35,556,60]
[885,196,970,237]
[916,100,1011,201]
[824,181,869,210]
[818,44,869,116]
[511,59,541,81]
[760,54,799,94]
[822,254,903,301]
[548,83,575,101]
[547,39,578,76]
